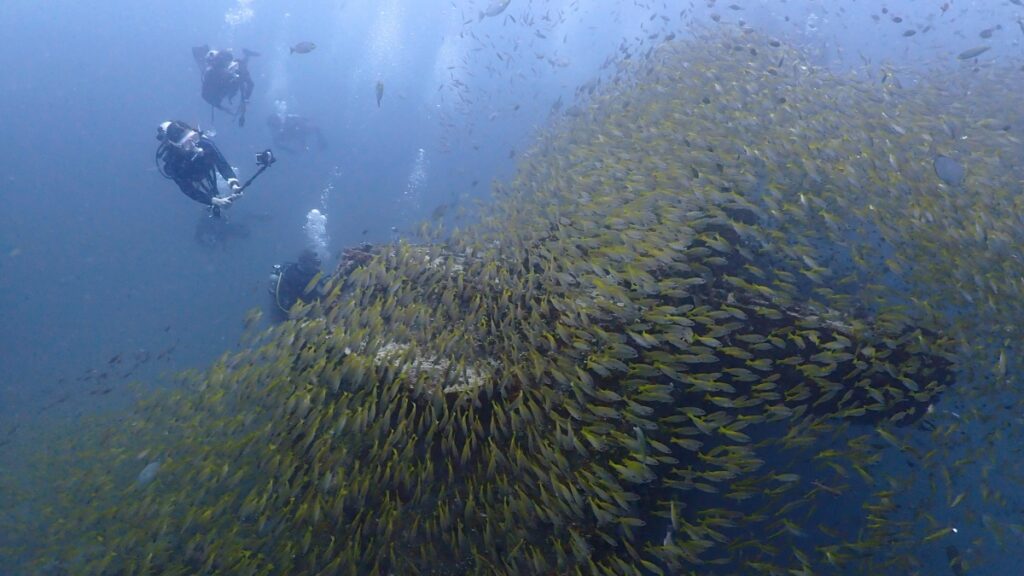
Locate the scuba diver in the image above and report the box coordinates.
[267,112,327,153]
[269,249,326,316]
[155,120,241,218]
[191,45,259,127]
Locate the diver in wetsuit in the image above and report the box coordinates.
[155,120,241,218]
[269,249,326,316]
[192,46,259,127]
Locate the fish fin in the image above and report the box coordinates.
[243,48,261,58]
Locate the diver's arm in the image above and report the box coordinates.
[310,278,328,298]
[203,139,238,181]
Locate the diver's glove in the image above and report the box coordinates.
[211,196,234,208]
[227,178,242,192]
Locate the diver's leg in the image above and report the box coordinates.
[241,76,254,102]
[237,78,253,127]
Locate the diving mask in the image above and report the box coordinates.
[173,130,201,154]
[160,122,200,151]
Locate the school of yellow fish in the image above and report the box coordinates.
[3,29,1024,575]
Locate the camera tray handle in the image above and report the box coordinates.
[237,149,276,194]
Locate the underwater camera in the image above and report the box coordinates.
[256,149,276,168]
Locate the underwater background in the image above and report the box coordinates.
[2,1,1024,574]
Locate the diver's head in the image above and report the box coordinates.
[206,49,233,68]
[297,249,322,275]
[156,121,201,154]
[156,121,173,141]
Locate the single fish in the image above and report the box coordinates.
[933,155,965,186]
[979,25,1001,39]
[290,41,316,55]
[137,461,161,486]
[376,80,384,107]
[431,203,450,220]
[957,46,991,59]
[478,0,512,20]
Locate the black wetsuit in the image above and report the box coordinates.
[202,52,255,125]
[158,136,237,208]
[273,262,322,313]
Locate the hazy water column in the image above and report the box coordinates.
[225,0,255,27]
[267,12,292,104]
[398,147,428,232]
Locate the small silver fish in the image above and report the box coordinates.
[375,81,384,108]
[979,25,1001,39]
[290,41,316,55]
[137,461,161,486]
[478,0,511,20]
[957,46,990,60]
